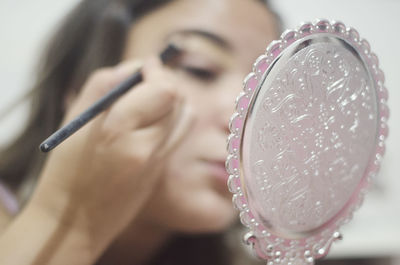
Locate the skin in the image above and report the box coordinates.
[125,0,277,233]
[0,0,278,264]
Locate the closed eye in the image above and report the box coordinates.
[181,66,217,82]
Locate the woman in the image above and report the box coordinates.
[0,0,280,264]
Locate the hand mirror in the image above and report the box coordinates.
[226,20,389,264]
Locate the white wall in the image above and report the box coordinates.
[0,0,80,146]
[1,0,399,260]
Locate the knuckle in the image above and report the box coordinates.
[130,107,153,128]
[126,144,154,166]
[100,113,126,139]
[86,68,114,95]
[89,68,114,84]
[157,83,177,102]
[99,120,120,139]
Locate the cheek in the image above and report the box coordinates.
[161,115,217,195]
[143,114,237,232]
[164,125,204,177]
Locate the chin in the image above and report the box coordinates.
[173,195,238,234]
[177,215,237,235]
[144,168,237,234]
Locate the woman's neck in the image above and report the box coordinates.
[95,217,171,265]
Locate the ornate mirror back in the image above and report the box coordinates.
[226,20,389,264]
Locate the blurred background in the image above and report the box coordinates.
[0,0,399,264]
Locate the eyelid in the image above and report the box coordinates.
[180,65,217,81]
[177,51,222,73]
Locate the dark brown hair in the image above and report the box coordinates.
[0,1,278,264]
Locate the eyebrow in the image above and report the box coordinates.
[167,29,232,50]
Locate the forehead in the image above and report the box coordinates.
[126,0,278,68]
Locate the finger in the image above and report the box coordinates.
[101,82,178,133]
[125,57,193,157]
[68,61,143,117]
[119,100,194,166]
[142,56,177,85]
[102,59,180,131]
[156,102,195,157]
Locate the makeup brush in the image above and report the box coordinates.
[39,44,182,153]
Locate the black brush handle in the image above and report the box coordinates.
[39,71,143,152]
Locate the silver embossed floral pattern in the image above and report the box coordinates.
[226,20,388,264]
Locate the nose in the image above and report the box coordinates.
[216,77,243,134]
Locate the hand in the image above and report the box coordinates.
[29,58,192,253]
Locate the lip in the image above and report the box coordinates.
[206,160,230,184]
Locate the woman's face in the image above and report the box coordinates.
[124,0,278,233]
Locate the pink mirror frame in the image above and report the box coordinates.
[226,19,389,264]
